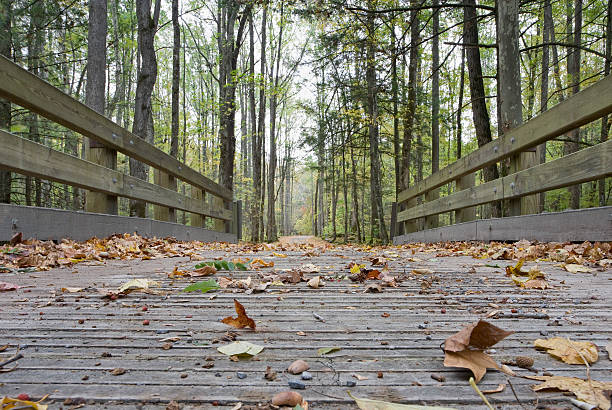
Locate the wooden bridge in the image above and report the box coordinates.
[0,56,611,409]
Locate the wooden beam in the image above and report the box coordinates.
[190,186,204,227]
[153,169,176,223]
[86,142,118,215]
[0,56,232,202]
[398,139,612,221]
[454,173,476,223]
[397,74,612,204]
[0,129,232,220]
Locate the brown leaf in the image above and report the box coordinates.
[221,299,256,330]
[444,320,513,352]
[527,375,612,410]
[364,283,382,293]
[188,265,217,277]
[443,349,499,383]
[264,366,277,381]
[10,232,22,245]
[534,337,598,364]
[307,276,324,288]
[481,384,505,394]
[606,341,612,361]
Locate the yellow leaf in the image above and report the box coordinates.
[348,391,455,410]
[563,264,592,273]
[272,252,287,258]
[350,263,365,274]
[527,375,612,410]
[534,337,598,364]
[1,395,49,410]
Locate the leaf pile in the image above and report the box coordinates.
[443,320,513,382]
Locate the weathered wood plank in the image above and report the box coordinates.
[397,74,612,204]
[394,206,612,243]
[0,55,232,202]
[454,173,476,223]
[0,130,231,220]
[0,203,236,242]
[398,139,612,221]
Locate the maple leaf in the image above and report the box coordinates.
[534,337,598,364]
[527,375,612,410]
[221,299,256,330]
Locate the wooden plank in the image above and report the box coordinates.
[153,169,176,223]
[0,203,237,242]
[190,186,203,227]
[397,74,612,204]
[398,139,612,221]
[424,188,439,229]
[454,173,476,223]
[0,129,232,220]
[0,56,232,202]
[394,206,612,243]
[86,142,118,215]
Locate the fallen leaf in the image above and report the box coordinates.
[117,278,160,294]
[9,232,22,245]
[61,287,83,293]
[188,265,217,277]
[505,259,525,276]
[110,367,126,376]
[250,258,274,268]
[347,391,455,409]
[527,375,612,410]
[412,268,433,275]
[0,395,48,410]
[364,283,382,293]
[606,341,612,361]
[352,373,369,381]
[217,341,263,357]
[182,279,219,293]
[481,384,505,394]
[443,349,499,383]
[318,347,341,355]
[301,263,320,273]
[0,282,20,291]
[534,337,598,364]
[563,264,593,273]
[221,299,256,330]
[288,359,309,374]
[272,252,287,258]
[444,320,514,352]
[307,276,324,288]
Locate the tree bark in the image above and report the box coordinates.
[538,0,552,212]
[426,0,440,229]
[130,0,160,217]
[464,0,501,217]
[0,0,11,203]
[600,0,611,206]
[249,11,261,241]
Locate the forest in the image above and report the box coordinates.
[0,0,610,244]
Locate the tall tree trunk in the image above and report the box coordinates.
[391,24,400,197]
[600,0,611,206]
[456,46,465,160]
[130,0,160,217]
[249,12,261,241]
[538,0,552,212]
[427,0,440,229]
[266,2,284,242]
[464,0,501,217]
[365,6,388,243]
[0,0,11,203]
[565,0,582,209]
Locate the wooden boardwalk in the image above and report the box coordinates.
[1,237,611,409]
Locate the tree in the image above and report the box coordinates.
[130,0,160,217]
[0,0,11,203]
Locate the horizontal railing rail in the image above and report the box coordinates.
[0,56,239,240]
[393,74,612,241]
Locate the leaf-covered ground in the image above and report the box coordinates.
[1,236,611,409]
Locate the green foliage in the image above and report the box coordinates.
[182,279,220,293]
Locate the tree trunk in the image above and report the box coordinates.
[391,24,400,197]
[130,0,160,217]
[249,12,261,241]
[565,0,583,209]
[427,0,440,229]
[464,0,501,217]
[0,0,11,203]
[600,0,611,206]
[538,0,552,212]
[456,46,465,160]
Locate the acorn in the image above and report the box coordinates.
[515,355,534,369]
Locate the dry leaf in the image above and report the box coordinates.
[0,395,48,410]
[117,278,160,294]
[364,283,382,293]
[412,268,433,275]
[221,299,256,330]
[527,375,612,410]
[444,320,514,352]
[443,349,499,383]
[264,366,277,380]
[272,252,287,258]
[563,264,593,273]
[0,282,20,291]
[606,341,612,361]
[307,276,324,288]
[188,265,217,277]
[352,373,369,381]
[534,337,598,364]
[481,384,505,394]
[250,258,274,268]
[348,391,455,409]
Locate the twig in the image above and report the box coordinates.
[0,353,23,368]
[506,377,527,410]
[469,377,494,410]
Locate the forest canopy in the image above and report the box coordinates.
[0,0,610,243]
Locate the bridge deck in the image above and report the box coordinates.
[1,237,611,409]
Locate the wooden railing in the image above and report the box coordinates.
[391,74,612,243]
[0,56,240,242]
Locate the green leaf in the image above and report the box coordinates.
[221,260,230,270]
[217,341,263,356]
[228,262,236,271]
[235,262,248,271]
[317,347,341,355]
[182,279,219,293]
[213,261,223,270]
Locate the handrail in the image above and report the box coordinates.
[0,55,232,202]
[397,74,612,204]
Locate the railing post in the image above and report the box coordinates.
[404,197,419,233]
[85,140,117,215]
[390,202,397,239]
[424,188,440,229]
[214,197,230,233]
[455,172,476,223]
[190,186,204,227]
[232,200,242,240]
[153,170,176,222]
[509,152,539,216]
